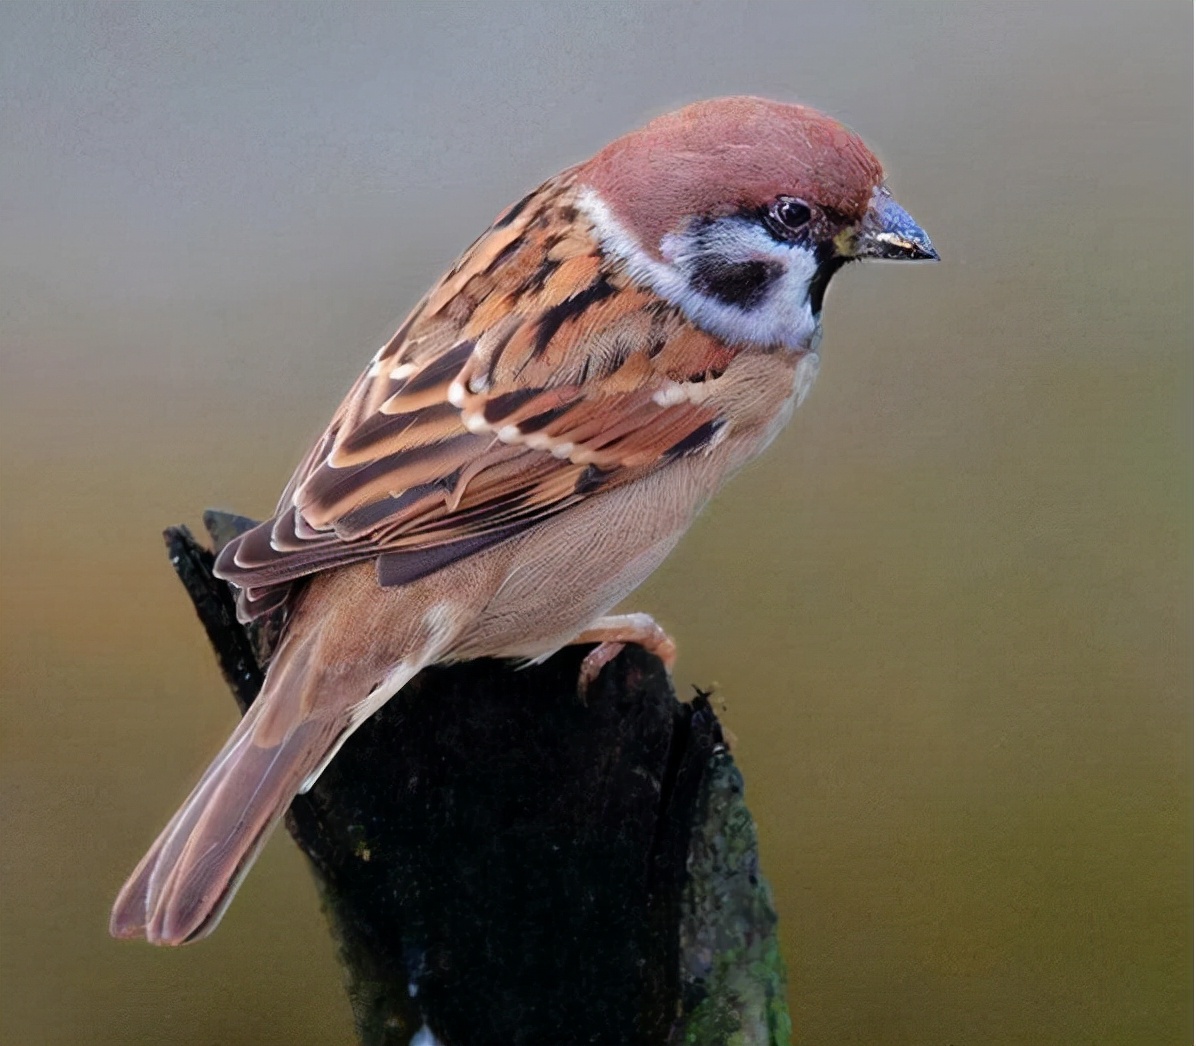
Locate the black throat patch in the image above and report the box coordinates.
[807,250,849,316]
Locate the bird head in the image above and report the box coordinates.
[577,96,937,351]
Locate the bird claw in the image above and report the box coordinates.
[572,613,677,700]
[577,641,627,698]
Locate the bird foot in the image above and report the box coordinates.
[573,613,677,698]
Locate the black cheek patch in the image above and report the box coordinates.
[688,258,782,310]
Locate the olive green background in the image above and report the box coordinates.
[1,3,1190,1043]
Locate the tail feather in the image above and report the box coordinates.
[110,715,258,942]
[110,631,418,946]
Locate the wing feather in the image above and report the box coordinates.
[215,177,738,619]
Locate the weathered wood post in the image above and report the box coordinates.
[164,512,791,1045]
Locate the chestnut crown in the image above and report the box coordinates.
[579,96,886,252]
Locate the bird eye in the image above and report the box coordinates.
[770,197,811,233]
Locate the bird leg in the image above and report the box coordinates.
[573,613,677,696]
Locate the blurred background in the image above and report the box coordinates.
[1,3,1190,1043]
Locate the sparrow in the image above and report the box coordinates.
[111,96,936,946]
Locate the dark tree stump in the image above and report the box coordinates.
[164,515,791,1046]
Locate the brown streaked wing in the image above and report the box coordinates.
[214,178,737,618]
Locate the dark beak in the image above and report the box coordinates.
[853,187,938,261]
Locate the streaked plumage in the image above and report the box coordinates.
[112,96,936,946]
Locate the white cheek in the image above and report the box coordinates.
[578,188,822,351]
[764,240,822,347]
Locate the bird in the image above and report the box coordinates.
[111,96,937,946]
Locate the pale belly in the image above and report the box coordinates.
[448,452,726,661]
[288,428,766,676]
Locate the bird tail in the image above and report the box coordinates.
[109,628,416,946]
